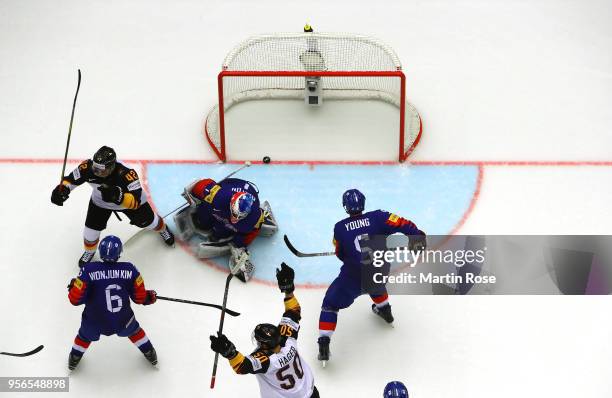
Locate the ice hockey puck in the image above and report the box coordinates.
[263,156,271,164]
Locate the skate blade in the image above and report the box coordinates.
[321,360,327,368]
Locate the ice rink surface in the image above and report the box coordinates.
[1,0,612,397]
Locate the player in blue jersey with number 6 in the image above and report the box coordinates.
[66,235,158,371]
[317,189,426,366]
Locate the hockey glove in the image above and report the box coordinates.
[276,262,295,293]
[67,278,76,291]
[143,290,157,305]
[229,245,250,275]
[409,235,427,253]
[210,332,237,359]
[51,184,70,206]
[98,184,124,205]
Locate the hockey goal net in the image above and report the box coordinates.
[204,33,422,162]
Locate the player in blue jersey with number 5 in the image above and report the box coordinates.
[66,235,158,370]
[317,189,426,366]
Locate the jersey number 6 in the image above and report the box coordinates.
[105,284,123,313]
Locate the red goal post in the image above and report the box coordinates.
[204,33,423,162]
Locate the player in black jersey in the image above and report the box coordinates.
[51,146,174,267]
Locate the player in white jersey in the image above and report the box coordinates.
[210,263,319,398]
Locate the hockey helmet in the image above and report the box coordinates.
[383,381,409,398]
[99,235,123,262]
[190,178,216,202]
[252,323,281,351]
[342,189,365,215]
[92,146,117,178]
[230,191,255,224]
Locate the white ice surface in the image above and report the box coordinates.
[1,1,612,397]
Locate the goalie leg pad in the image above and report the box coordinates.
[173,207,197,241]
[258,201,279,237]
[174,206,215,241]
[196,239,232,258]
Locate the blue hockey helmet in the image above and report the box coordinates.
[99,235,123,262]
[342,189,365,215]
[384,381,409,398]
[230,191,255,224]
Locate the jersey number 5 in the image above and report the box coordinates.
[276,353,305,390]
[105,284,123,313]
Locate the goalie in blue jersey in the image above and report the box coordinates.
[174,177,278,282]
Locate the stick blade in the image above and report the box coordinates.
[283,234,303,257]
[0,345,44,357]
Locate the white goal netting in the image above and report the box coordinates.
[205,33,422,161]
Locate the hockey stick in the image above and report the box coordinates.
[59,69,81,182]
[1,345,44,357]
[220,161,252,182]
[210,273,233,389]
[156,295,240,317]
[283,235,335,257]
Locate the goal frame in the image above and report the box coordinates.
[205,68,422,163]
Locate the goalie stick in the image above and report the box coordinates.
[156,295,240,317]
[283,234,335,257]
[1,345,44,357]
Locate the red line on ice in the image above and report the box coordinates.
[5,157,610,288]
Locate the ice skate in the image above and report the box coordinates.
[68,353,82,371]
[372,304,394,325]
[159,227,175,247]
[317,336,330,368]
[143,348,158,366]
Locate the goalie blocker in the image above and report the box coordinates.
[173,177,278,282]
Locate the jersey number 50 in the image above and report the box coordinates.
[276,353,305,390]
[105,284,123,313]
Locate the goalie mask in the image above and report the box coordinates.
[230,192,255,224]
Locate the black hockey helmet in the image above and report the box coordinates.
[252,323,281,350]
[92,146,117,177]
